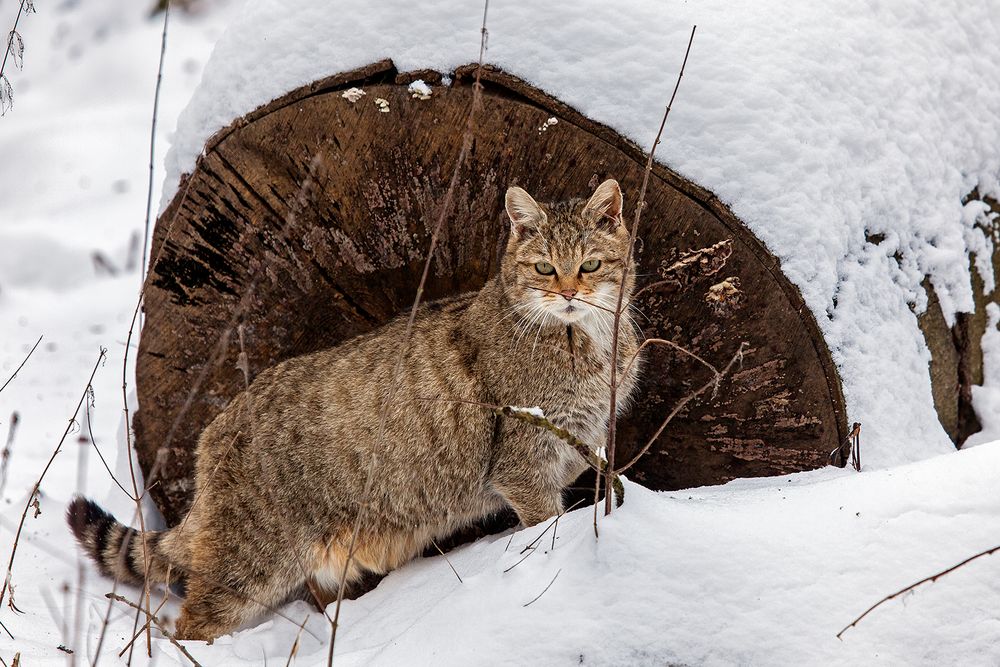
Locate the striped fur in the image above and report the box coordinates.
[66,497,179,588]
[64,180,642,641]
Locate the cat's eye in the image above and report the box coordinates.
[580,259,602,273]
[535,261,556,276]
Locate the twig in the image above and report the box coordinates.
[84,400,133,497]
[619,337,719,386]
[0,348,106,612]
[836,543,1000,639]
[123,5,170,656]
[0,335,41,396]
[141,0,170,286]
[106,593,202,667]
[328,3,491,661]
[604,24,697,516]
[615,341,745,475]
[412,396,622,499]
[429,540,463,583]
[503,498,587,574]
[522,569,561,607]
[0,0,35,115]
[284,617,310,667]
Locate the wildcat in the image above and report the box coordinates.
[67,179,642,641]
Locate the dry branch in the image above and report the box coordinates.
[106,593,202,667]
[604,24,697,515]
[141,0,171,285]
[0,0,36,115]
[615,341,746,475]
[836,543,1000,639]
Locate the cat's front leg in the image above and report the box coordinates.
[494,479,563,527]
[490,451,564,527]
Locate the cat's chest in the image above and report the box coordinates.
[516,345,613,412]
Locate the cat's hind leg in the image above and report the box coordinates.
[173,526,310,642]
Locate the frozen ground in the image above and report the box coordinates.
[1,0,999,665]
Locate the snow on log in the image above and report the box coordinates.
[134,61,848,525]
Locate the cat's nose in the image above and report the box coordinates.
[560,289,577,301]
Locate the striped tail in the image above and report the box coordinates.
[66,497,180,588]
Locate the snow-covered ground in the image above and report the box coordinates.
[2,0,999,665]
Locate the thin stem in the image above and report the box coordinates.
[0,1,27,81]
[0,335,41,396]
[615,342,745,475]
[0,348,106,611]
[106,593,202,667]
[141,0,170,287]
[327,3,491,660]
[619,337,719,386]
[837,543,1000,639]
[605,24,697,515]
[522,569,561,607]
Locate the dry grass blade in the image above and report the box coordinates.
[503,499,586,574]
[604,24,697,515]
[0,347,106,612]
[522,569,561,607]
[284,617,310,667]
[0,335,42,396]
[106,593,201,667]
[84,400,133,498]
[836,543,1000,640]
[429,540,464,583]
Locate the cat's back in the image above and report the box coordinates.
[197,289,490,462]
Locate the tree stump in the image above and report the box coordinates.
[135,60,849,526]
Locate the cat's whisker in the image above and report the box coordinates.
[520,305,552,353]
[510,303,547,352]
[531,310,555,354]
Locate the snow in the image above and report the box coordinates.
[509,405,545,419]
[2,0,1000,665]
[161,0,1000,469]
[407,79,432,100]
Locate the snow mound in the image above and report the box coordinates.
[6,443,1000,665]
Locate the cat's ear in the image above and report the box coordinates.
[584,179,625,231]
[505,186,546,239]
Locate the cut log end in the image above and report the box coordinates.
[136,60,848,525]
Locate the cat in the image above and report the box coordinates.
[67,178,642,641]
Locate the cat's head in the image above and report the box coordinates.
[501,179,634,339]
